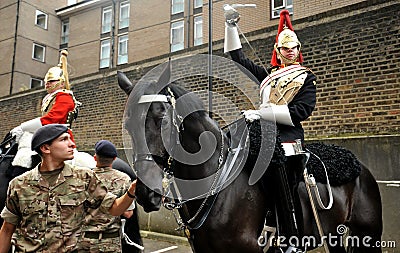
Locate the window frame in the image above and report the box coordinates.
[119,1,130,29]
[102,6,113,34]
[35,10,48,29]
[193,15,203,46]
[171,0,184,15]
[117,35,129,65]
[32,43,45,62]
[271,0,293,19]
[30,78,43,89]
[61,20,70,44]
[100,39,111,68]
[170,20,184,52]
[194,0,203,9]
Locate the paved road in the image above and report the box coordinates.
[141,235,192,253]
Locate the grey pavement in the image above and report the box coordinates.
[140,231,192,253]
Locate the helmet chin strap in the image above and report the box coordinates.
[46,80,63,93]
[276,48,300,66]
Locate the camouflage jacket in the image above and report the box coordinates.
[78,167,132,252]
[1,163,116,253]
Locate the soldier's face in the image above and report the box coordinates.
[46,132,76,161]
[45,80,64,93]
[279,46,298,61]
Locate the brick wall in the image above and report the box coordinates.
[1,1,399,151]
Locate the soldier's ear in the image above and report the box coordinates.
[40,144,51,154]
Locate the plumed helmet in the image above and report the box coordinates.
[270,10,304,66]
[44,50,70,89]
[44,66,64,83]
[276,27,301,49]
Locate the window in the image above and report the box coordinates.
[272,0,293,18]
[194,15,203,46]
[102,6,112,33]
[32,43,45,62]
[118,35,128,65]
[194,0,203,8]
[171,20,184,52]
[30,78,43,89]
[100,39,111,68]
[61,20,69,44]
[35,10,48,29]
[171,0,184,14]
[119,1,130,29]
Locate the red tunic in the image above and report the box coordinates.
[40,91,76,143]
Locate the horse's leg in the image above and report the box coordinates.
[346,166,382,253]
[298,181,354,253]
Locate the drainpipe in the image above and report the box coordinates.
[110,0,116,68]
[186,0,190,48]
[10,0,21,95]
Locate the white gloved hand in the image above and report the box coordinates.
[223,4,240,26]
[10,125,24,142]
[242,110,261,122]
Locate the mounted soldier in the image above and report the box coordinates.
[10,50,82,169]
[224,6,317,252]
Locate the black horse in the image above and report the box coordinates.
[0,133,143,253]
[118,62,382,253]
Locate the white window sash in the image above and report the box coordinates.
[171,0,184,14]
[118,35,128,64]
[32,44,45,62]
[35,10,48,29]
[194,0,203,8]
[119,1,130,29]
[100,40,111,68]
[171,21,184,52]
[102,6,112,33]
[61,21,69,44]
[194,16,202,46]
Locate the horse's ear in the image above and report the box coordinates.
[117,71,134,96]
[156,60,171,87]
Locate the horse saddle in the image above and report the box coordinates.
[304,143,362,186]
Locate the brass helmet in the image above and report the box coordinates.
[44,50,70,90]
[276,27,301,49]
[44,66,64,83]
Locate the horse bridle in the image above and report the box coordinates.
[132,86,229,230]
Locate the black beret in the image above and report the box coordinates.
[95,140,117,158]
[31,124,69,153]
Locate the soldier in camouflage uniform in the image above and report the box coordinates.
[78,140,136,253]
[0,124,136,253]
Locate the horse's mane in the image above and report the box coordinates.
[164,83,208,119]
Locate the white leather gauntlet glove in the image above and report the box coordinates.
[223,4,242,53]
[242,110,261,122]
[10,126,23,142]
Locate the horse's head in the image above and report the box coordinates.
[118,62,224,213]
[118,67,170,212]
